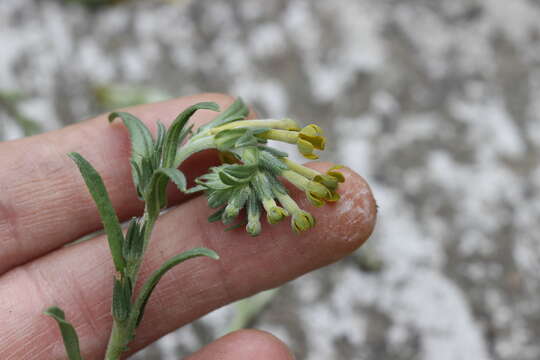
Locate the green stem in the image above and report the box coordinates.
[104,136,215,359]
[104,321,130,360]
[104,209,157,359]
[173,135,215,167]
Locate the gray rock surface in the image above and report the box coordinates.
[2,0,540,359]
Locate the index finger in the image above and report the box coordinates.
[0,93,251,274]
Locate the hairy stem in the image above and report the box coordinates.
[174,135,215,167]
[104,321,130,360]
[104,208,157,359]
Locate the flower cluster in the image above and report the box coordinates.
[182,98,345,236]
[51,97,343,360]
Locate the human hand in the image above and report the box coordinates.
[0,93,376,359]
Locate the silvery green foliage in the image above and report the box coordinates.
[182,98,343,236]
[45,98,343,359]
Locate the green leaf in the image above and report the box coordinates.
[207,188,234,208]
[197,97,249,134]
[129,160,143,198]
[224,221,247,231]
[122,218,146,280]
[259,150,288,175]
[267,172,288,195]
[227,185,251,210]
[178,123,194,145]
[162,102,219,168]
[122,218,143,263]
[112,277,132,322]
[222,186,251,225]
[208,207,225,222]
[109,111,154,160]
[130,248,219,327]
[185,184,206,194]
[235,129,260,148]
[218,165,257,186]
[257,145,289,158]
[214,128,247,151]
[109,112,155,193]
[44,307,84,360]
[155,168,187,193]
[251,171,273,200]
[145,168,188,218]
[69,153,126,272]
[154,120,167,162]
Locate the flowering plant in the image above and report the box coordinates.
[45,98,344,359]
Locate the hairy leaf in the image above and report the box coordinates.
[162,102,219,168]
[214,128,248,151]
[197,97,249,134]
[44,307,84,360]
[145,168,188,218]
[257,145,289,158]
[259,150,288,175]
[154,120,167,163]
[155,168,187,193]
[131,248,219,327]
[208,207,225,222]
[109,112,154,193]
[112,277,132,322]
[108,112,154,160]
[69,153,126,271]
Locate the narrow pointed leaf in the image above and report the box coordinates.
[197,97,249,134]
[234,129,259,148]
[154,120,167,163]
[257,145,289,158]
[155,121,166,150]
[185,184,206,194]
[223,164,257,179]
[69,153,125,272]
[108,111,154,160]
[122,218,138,261]
[162,102,219,168]
[44,307,84,360]
[145,168,188,218]
[155,168,187,193]
[177,123,194,147]
[112,278,132,322]
[225,221,247,231]
[214,128,248,151]
[259,151,288,175]
[131,248,219,327]
[129,159,143,198]
[208,207,225,222]
[109,112,155,193]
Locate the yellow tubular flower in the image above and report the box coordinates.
[209,118,300,134]
[298,124,325,159]
[275,192,316,233]
[281,170,334,207]
[281,158,344,199]
[261,197,289,224]
[259,124,326,160]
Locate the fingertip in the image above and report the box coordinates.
[186,329,294,360]
[301,162,377,258]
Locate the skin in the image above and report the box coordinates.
[0,93,377,359]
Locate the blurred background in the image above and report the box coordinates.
[2,0,540,359]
